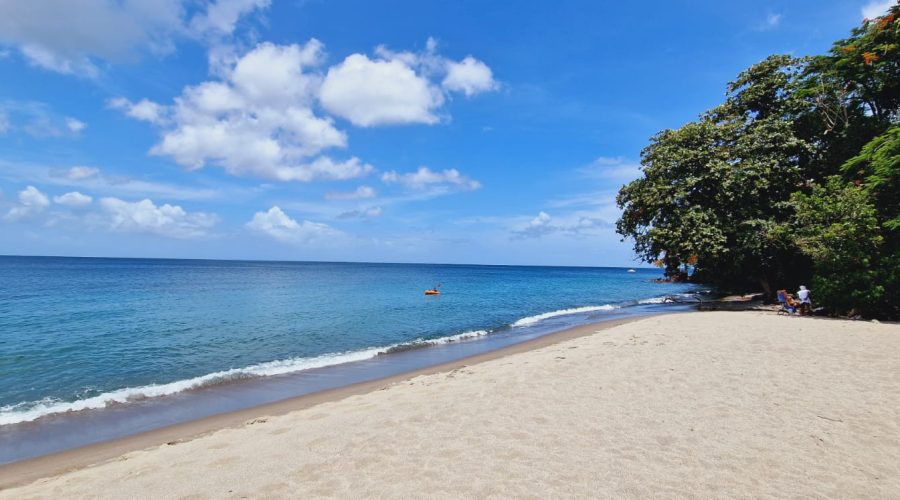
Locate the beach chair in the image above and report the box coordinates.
[776,290,797,315]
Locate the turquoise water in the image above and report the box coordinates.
[0,256,699,426]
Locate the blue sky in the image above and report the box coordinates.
[0,0,892,266]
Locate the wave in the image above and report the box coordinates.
[511,304,619,328]
[0,296,682,426]
[380,329,490,354]
[0,328,493,426]
[637,292,708,305]
[637,296,669,304]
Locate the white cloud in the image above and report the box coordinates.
[66,166,101,180]
[862,0,894,19]
[0,162,219,201]
[4,185,50,221]
[65,117,86,133]
[247,206,342,244]
[381,166,481,191]
[0,0,270,77]
[0,0,186,76]
[442,56,498,96]
[578,156,643,182]
[53,191,93,207]
[190,0,271,36]
[115,39,496,181]
[100,197,217,239]
[511,210,614,240]
[320,54,445,127]
[532,211,551,225]
[325,185,377,200]
[319,39,497,127]
[108,97,167,124]
[117,41,373,182]
[0,101,86,137]
[759,12,782,30]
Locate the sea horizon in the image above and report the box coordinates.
[0,253,660,271]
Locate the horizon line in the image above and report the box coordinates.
[0,253,658,271]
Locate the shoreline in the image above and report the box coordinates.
[3,311,898,497]
[0,315,646,489]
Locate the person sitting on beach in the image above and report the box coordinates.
[776,289,799,314]
[796,285,812,315]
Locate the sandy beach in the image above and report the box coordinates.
[2,311,899,498]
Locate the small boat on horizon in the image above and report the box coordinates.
[627,268,636,273]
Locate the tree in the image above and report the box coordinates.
[616,6,898,317]
[617,56,814,292]
[790,177,887,317]
[842,126,900,231]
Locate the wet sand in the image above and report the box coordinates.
[2,312,899,498]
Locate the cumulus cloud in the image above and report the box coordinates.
[511,210,614,240]
[862,0,894,19]
[108,97,168,124]
[4,185,50,221]
[325,185,377,200]
[319,39,497,127]
[100,197,217,238]
[442,56,498,96]
[53,191,93,207]
[190,0,271,36]
[381,166,481,191]
[65,166,101,180]
[115,40,376,182]
[247,206,342,244]
[320,54,445,126]
[0,0,270,77]
[512,211,553,239]
[114,38,495,182]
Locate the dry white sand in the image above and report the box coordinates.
[3,311,899,498]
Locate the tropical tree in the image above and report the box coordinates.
[616,4,899,317]
[790,177,886,317]
[617,56,813,292]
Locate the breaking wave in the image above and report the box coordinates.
[511,304,619,328]
[0,296,681,426]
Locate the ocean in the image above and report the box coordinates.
[0,256,700,463]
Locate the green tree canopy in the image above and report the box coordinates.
[616,4,899,317]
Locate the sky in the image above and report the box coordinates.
[0,0,893,266]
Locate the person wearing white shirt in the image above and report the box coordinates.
[797,285,812,314]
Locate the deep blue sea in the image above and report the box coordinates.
[0,256,699,428]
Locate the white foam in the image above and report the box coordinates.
[0,347,391,426]
[429,329,490,344]
[511,305,618,328]
[638,296,668,304]
[0,329,493,426]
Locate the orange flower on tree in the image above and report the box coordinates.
[863,52,880,65]
[876,13,895,29]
